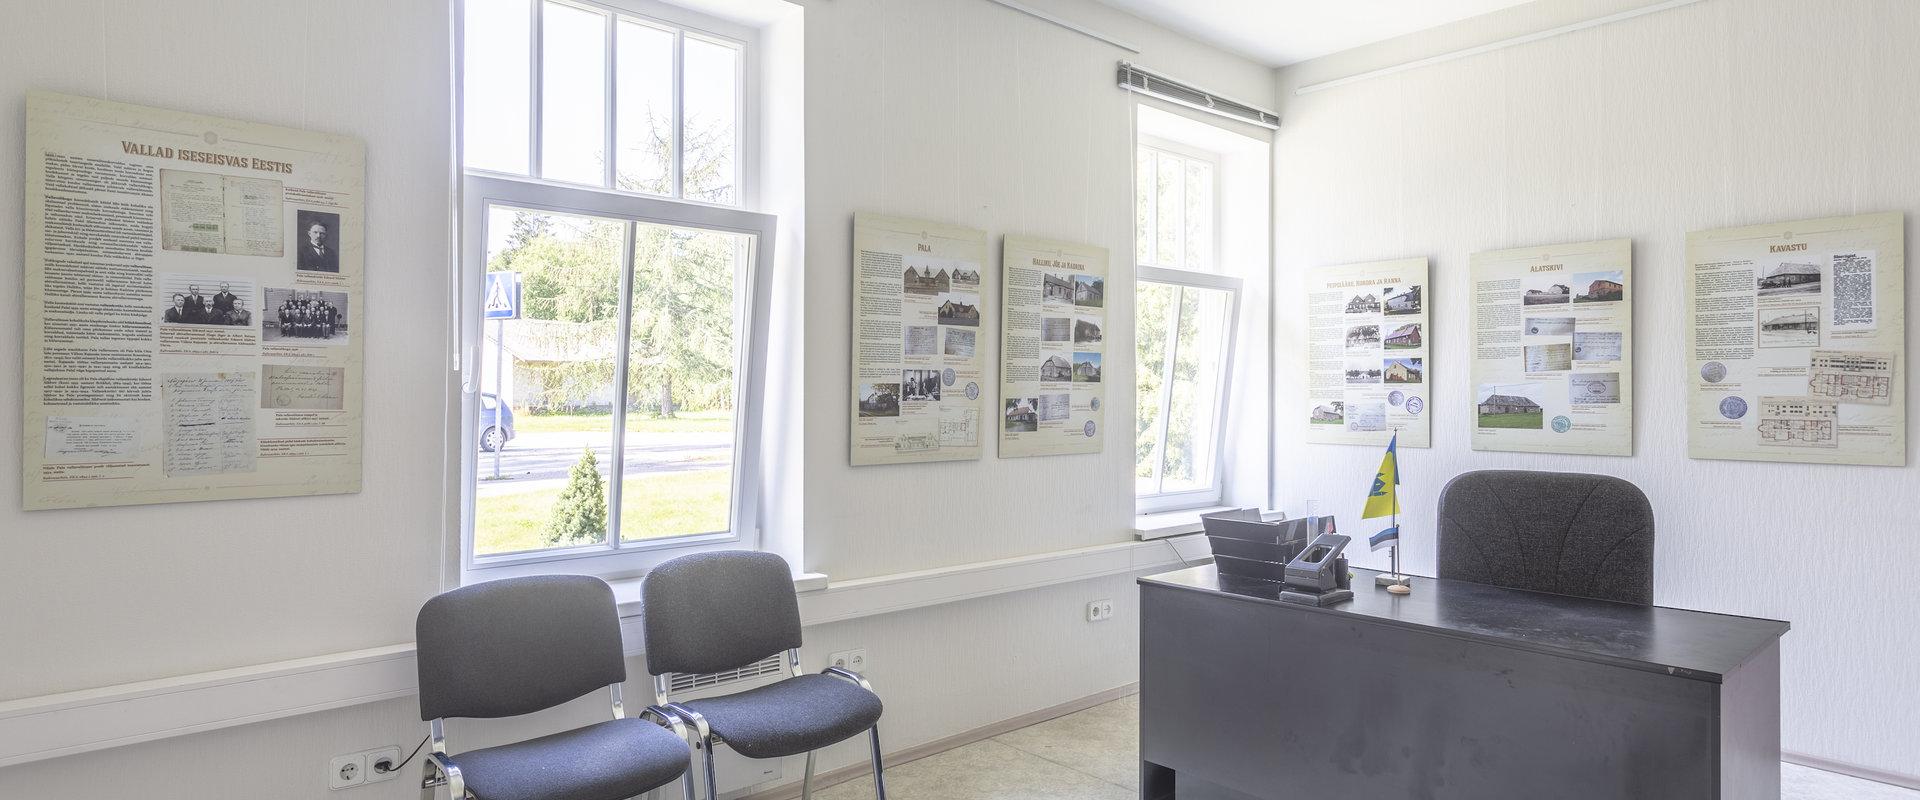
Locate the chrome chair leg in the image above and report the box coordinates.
[802,750,816,800]
[868,725,888,800]
[700,735,720,800]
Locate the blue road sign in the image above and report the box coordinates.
[484,272,520,320]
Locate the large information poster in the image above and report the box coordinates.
[23,91,365,511]
[998,236,1106,458]
[1686,212,1905,466]
[850,213,988,465]
[1304,257,1430,448]
[1470,239,1634,456]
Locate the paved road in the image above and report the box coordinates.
[477,429,730,496]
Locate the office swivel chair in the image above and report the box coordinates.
[1436,470,1654,605]
[642,551,887,800]
[414,575,698,800]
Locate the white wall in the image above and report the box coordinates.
[0,0,1273,796]
[1271,0,1920,779]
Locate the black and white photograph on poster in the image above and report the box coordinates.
[1038,393,1071,421]
[1072,275,1105,308]
[1345,291,1380,314]
[904,264,950,295]
[159,274,258,328]
[1346,402,1386,432]
[1310,400,1344,426]
[1040,354,1072,382]
[1345,323,1379,348]
[1344,357,1381,384]
[1570,372,1622,404]
[1384,285,1422,315]
[936,293,980,326]
[1073,319,1102,344]
[1004,398,1038,432]
[1383,357,1424,384]
[950,267,981,290]
[1525,317,1575,335]
[1041,317,1071,342]
[858,383,900,418]
[1521,274,1572,305]
[262,287,350,345]
[1572,271,1625,303]
[1071,352,1102,383]
[1573,331,1623,362]
[1758,306,1821,349]
[1042,273,1075,304]
[903,325,937,356]
[943,328,976,357]
[902,368,942,401]
[1757,260,1822,296]
[295,210,342,272]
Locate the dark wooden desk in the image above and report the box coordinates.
[1139,565,1789,800]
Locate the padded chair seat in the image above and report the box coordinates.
[445,717,689,800]
[680,674,884,759]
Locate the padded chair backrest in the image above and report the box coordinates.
[642,551,803,677]
[1436,470,1654,605]
[415,575,627,720]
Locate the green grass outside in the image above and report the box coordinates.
[475,467,733,556]
[1310,418,1344,425]
[1384,342,1421,350]
[514,410,733,435]
[1478,411,1543,430]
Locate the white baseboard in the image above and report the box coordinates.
[0,540,1186,769]
[1784,750,1920,791]
[738,683,1139,800]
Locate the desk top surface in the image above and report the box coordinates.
[1140,565,1789,683]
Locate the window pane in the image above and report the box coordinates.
[540,1,609,185]
[1184,159,1214,271]
[622,223,746,539]
[615,20,674,195]
[1134,282,1176,494]
[474,206,625,556]
[1154,152,1183,266]
[1159,284,1233,493]
[464,0,531,173]
[1135,146,1153,265]
[681,36,740,204]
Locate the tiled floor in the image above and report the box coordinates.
[814,692,1919,800]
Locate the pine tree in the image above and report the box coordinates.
[544,448,608,546]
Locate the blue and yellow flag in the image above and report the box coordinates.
[1361,432,1400,520]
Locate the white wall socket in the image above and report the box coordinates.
[1086,599,1114,622]
[328,753,366,790]
[828,649,869,672]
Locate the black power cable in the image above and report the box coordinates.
[374,736,432,775]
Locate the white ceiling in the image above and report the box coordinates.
[1093,0,1539,67]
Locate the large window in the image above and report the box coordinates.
[1134,140,1241,513]
[460,0,770,577]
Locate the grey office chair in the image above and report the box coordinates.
[642,551,886,800]
[415,575,698,800]
[1436,470,1654,605]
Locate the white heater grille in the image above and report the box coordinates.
[668,653,788,695]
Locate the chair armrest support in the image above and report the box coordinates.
[422,752,465,797]
[640,704,692,739]
[664,702,712,742]
[821,666,874,692]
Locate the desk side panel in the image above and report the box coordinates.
[1141,583,1722,800]
[1720,640,1782,798]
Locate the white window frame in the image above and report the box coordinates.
[465,0,753,208]
[1134,136,1241,513]
[457,174,776,580]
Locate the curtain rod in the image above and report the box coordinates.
[1295,0,1704,96]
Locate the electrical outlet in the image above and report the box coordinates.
[828,650,851,670]
[329,753,367,790]
[365,746,402,784]
[846,649,868,672]
[1086,599,1114,622]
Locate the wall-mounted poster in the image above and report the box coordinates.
[850,213,989,465]
[1686,212,1905,466]
[999,236,1106,458]
[1304,257,1430,448]
[21,91,365,511]
[1470,239,1634,456]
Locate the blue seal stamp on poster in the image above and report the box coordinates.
[1388,390,1405,407]
[1405,396,1424,415]
[1720,396,1748,420]
[1551,415,1572,433]
[1700,361,1727,383]
[1090,396,1100,411]
[1084,421,1097,437]
[965,382,979,400]
[942,368,956,386]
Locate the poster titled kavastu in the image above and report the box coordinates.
[1304,257,1430,448]
[1686,212,1905,466]
[22,91,366,510]
[849,213,989,465]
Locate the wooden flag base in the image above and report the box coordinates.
[1387,584,1412,595]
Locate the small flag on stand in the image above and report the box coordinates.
[1369,525,1400,552]
[1361,432,1402,553]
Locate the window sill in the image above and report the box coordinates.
[1134,506,1234,539]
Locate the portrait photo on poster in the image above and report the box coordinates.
[295,209,342,272]
[263,287,350,345]
[159,273,258,328]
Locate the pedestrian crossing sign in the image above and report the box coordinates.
[484,272,520,320]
